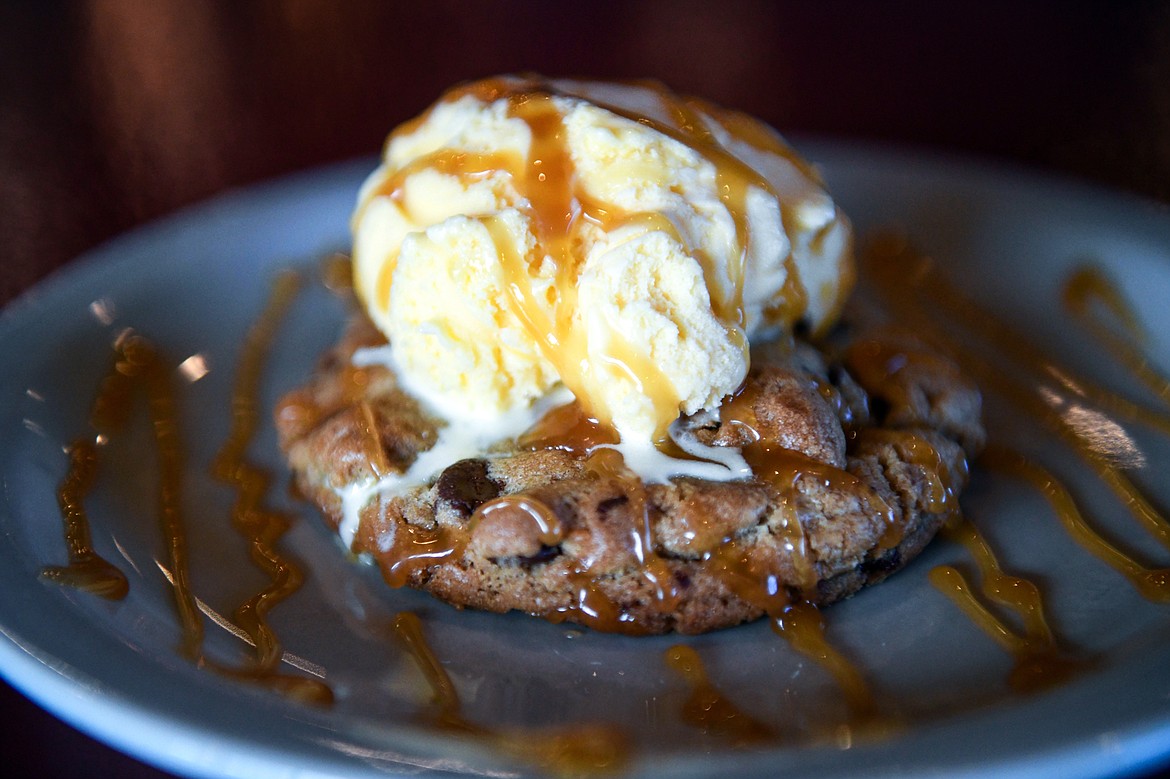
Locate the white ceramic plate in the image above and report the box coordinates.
[2,145,1170,779]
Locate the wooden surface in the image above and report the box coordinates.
[2,2,1169,777]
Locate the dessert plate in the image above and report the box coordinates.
[2,144,1170,779]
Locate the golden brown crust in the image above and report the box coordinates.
[277,314,983,634]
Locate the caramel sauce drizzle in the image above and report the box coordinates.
[722,383,898,585]
[926,566,1080,694]
[319,251,355,297]
[69,82,1170,759]
[122,336,205,658]
[460,77,782,322]
[855,239,1104,691]
[46,334,205,655]
[858,428,963,520]
[930,512,1084,693]
[587,449,683,612]
[356,400,393,477]
[469,470,662,636]
[42,438,130,599]
[962,342,1170,558]
[678,384,890,722]
[869,236,1170,440]
[663,613,883,745]
[477,495,566,546]
[981,445,1170,601]
[209,270,333,704]
[393,611,629,775]
[1063,266,1170,412]
[771,601,879,722]
[376,511,470,589]
[372,478,552,598]
[41,344,146,600]
[664,644,776,745]
[363,458,638,632]
[392,611,468,732]
[654,92,752,326]
[693,98,822,183]
[717,387,816,596]
[842,336,962,439]
[49,272,334,704]
[498,365,892,709]
[554,573,633,635]
[655,88,823,333]
[485,89,689,438]
[518,401,619,453]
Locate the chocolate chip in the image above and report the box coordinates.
[861,547,901,577]
[516,545,561,569]
[595,494,630,524]
[488,545,561,570]
[870,396,892,424]
[436,458,501,517]
[597,495,629,516]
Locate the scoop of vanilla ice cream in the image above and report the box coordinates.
[352,76,852,453]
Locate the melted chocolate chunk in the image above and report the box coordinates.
[861,547,902,577]
[437,459,501,517]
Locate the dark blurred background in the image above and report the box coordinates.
[2,1,1169,777]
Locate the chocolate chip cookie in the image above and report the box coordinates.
[276,314,983,634]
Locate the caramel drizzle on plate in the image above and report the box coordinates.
[46,275,332,704]
[209,270,333,704]
[664,644,776,745]
[393,611,629,776]
[42,420,131,598]
[862,235,1170,603]
[1063,266,1170,421]
[57,116,1170,762]
[770,601,879,723]
[666,611,889,749]
[882,245,1170,438]
[980,445,1170,601]
[860,240,1081,687]
[930,510,1086,693]
[319,250,356,298]
[41,334,203,654]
